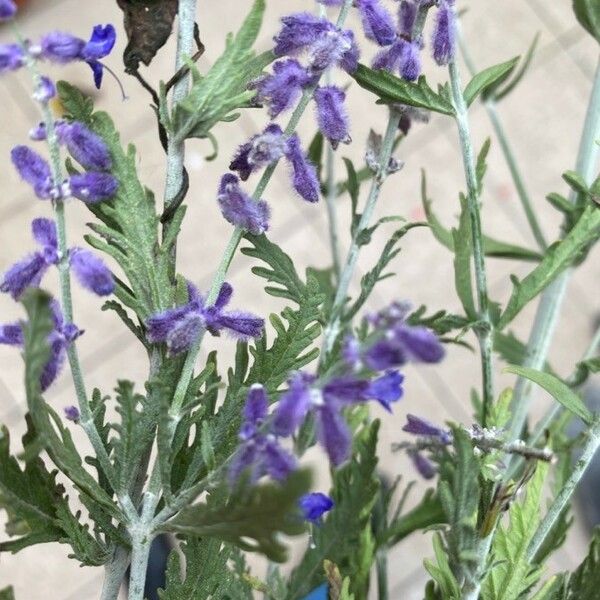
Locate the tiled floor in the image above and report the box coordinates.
[0,1,598,598]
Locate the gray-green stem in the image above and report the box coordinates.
[320,109,401,359]
[100,545,130,600]
[458,32,547,251]
[448,57,495,426]
[506,56,600,449]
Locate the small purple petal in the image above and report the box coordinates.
[244,384,269,425]
[308,28,359,74]
[400,40,421,81]
[248,124,288,167]
[272,373,312,437]
[87,60,105,89]
[342,335,361,370]
[299,492,334,522]
[399,1,418,36]
[60,122,112,170]
[314,85,350,149]
[372,40,404,72]
[323,376,370,405]
[39,338,66,391]
[229,443,259,484]
[145,304,196,344]
[432,1,456,66]
[263,438,297,481]
[357,0,397,47]
[0,254,48,299]
[368,370,404,412]
[0,0,17,21]
[217,174,270,235]
[165,312,203,355]
[214,311,264,340]
[0,323,23,346]
[69,248,115,296]
[315,404,351,466]
[284,134,320,203]
[40,31,86,63]
[403,414,452,444]
[364,339,406,370]
[393,324,445,363]
[33,76,56,104]
[229,141,254,181]
[273,13,333,57]
[68,172,118,203]
[81,24,116,61]
[410,450,436,480]
[214,282,233,311]
[31,217,58,251]
[0,44,24,72]
[11,145,53,199]
[64,405,80,422]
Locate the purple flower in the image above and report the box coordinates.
[399,1,418,36]
[299,492,334,523]
[29,122,48,141]
[0,0,16,21]
[69,248,115,296]
[81,24,116,89]
[229,123,288,180]
[217,174,270,235]
[409,450,436,479]
[11,145,55,199]
[273,13,333,58]
[254,59,312,118]
[403,414,452,444]
[0,43,24,72]
[229,385,296,484]
[33,76,56,104]
[0,218,58,299]
[342,335,361,371]
[308,28,359,74]
[432,0,456,66]
[284,134,320,203]
[40,31,86,63]
[146,282,264,355]
[367,371,404,412]
[314,85,350,149]
[372,40,404,72]
[356,0,397,47]
[64,405,80,422]
[400,40,421,81]
[58,122,112,170]
[0,300,82,391]
[68,172,118,203]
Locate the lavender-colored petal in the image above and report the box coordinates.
[263,438,297,481]
[68,172,118,203]
[33,76,56,104]
[284,134,320,203]
[399,40,421,81]
[217,174,270,235]
[309,28,358,74]
[342,335,361,370]
[244,383,269,425]
[214,281,233,311]
[314,85,350,149]
[247,123,287,167]
[323,376,370,405]
[410,450,436,479]
[367,370,404,412]
[0,253,48,299]
[256,59,311,118]
[40,338,66,391]
[403,414,452,444]
[338,30,360,74]
[0,323,23,346]
[81,24,116,61]
[0,43,24,72]
[317,0,343,5]
[60,121,112,170]
[372,40,405,72]
[0,0,16,21]
[272,373,312,437]
[399,1,418,36]
[315,404,351,466]
[432,1,456,66]
[357,0,397,47]
[299,492,334,522]
[11,145,53,199]
[393,324,445,363]
[273,12,333,57]
[69,248,114,296]
[215,311,264,340]
[229,442,259,484]
[229,140,254,181]
[165,312,203,355]
[40,31,85,63]
[31,217,58,251]
[364,339,406,370]
[145,304,195,343]
[64,405,80,421]
[87,60,105,89]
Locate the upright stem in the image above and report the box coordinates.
[527,419,600,561]
[448,58,495,425]
[507,57,600,447]
[128,533,153,600]
[100,545,130,600]
[320,109,401,357]
[458,34,547,251]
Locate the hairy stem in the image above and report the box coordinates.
[458,33,547,251]
[320,109,401,358]
[448,57,495,425]
[100,545,130,600]
[527,419,600,561]
[506,56,600,449]
[127,533,153,600]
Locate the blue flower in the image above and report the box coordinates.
[402,414,452,445]
[299,492,334,523]
[217,174,270,235]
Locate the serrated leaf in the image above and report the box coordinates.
[464,56,520,106]
[562,527,600,598]
[424,532,461,599]
[499,205,600,328]
[351,64,455,115]
[0,588,14,600]
[570,356,600,387]
[504,366,593,425]
[573,0,600,44]
[159,469,311,562]
[171,0,272,142]
[481,462,548,600]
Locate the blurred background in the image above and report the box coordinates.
[0,0,599,597]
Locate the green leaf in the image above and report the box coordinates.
[573,0,600,44]
[171,0,272,142]
[563,527,600,598]
[287,422,381,599]
[159,538,253,600]
[504,365,593,425]
[350,64,455,115]
[0,588,15,600]
[499,205,600,328]
[570,356,600,387]
[423,533,461,600]
[159,469,311,562]
[464,56,520,106]
[481,462,548,600]
[452,195,477,319]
